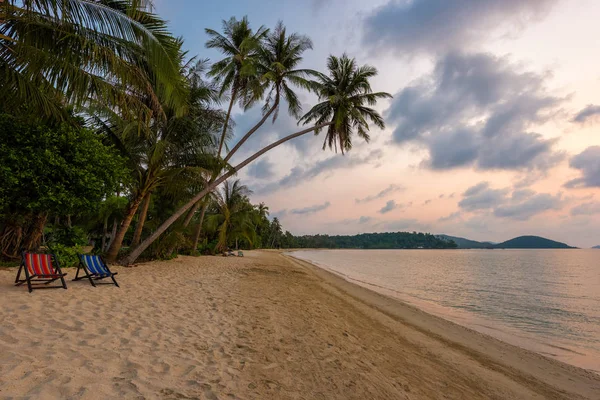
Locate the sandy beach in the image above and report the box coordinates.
[1,251,599,399]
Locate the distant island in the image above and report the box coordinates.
[290,233,577,250]
[437,235,495,249]
[293,232,457,249]
[438,235,576,249]
[593,245,600,249]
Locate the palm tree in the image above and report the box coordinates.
[122,53,391,265]
[300,54,392,154]
[224,21,315,162]
[206,180,255,252]
[101,58,224,262]
[205,16,268,157]
[0,0,186,121]
[268,217,283,248]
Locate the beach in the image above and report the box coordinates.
[0,251,598,399]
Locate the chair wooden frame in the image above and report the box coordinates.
[74,254,119,287]
[15,252,68,293]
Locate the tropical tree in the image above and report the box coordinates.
[205,180,255,252]
[0,114,128,258]
[122,53,391,264]
[267,217,283,248]
[300,55,391,153]
[102,58,224,262]
[0,0,186,121]
[223,21,315,162]
[183,21,314,251]
[205,16,268,157]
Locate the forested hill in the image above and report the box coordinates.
[436,235,576,249]
[292,232,458,249]
[494,236,576,249]
[593,245,600,249]
[437,235,494,249]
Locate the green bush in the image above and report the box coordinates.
[50,244,82,268]
[49,226,88,247]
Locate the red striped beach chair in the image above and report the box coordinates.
[15,252,68,293]
[74,255,119,287]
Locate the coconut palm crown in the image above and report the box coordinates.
[300,54,392,154]
[0,0,186,121]
[255,21,315,120]
[205,16,268,156]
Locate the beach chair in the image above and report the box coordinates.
[15,252,68,293]
[74,255,119,287]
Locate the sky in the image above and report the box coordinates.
[154,0,600,247]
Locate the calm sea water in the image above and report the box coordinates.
[290,249,600,373]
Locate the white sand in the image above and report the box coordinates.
[0,251,598,399]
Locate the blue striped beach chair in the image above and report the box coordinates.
[74,255,119,287]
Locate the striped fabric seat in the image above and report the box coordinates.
[16,252,68,292]
[80,255,110,276]
[24,253,59,277]
[74,254,119,287]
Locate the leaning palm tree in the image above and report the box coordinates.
[0,0,186,121]
[100,58,225,262]
[224,21,316,163]
[205,16,268,157]
[121,53,392,264]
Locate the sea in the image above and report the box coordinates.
[290,249,600,373]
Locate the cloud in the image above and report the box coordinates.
[571,202,600,216]
[459,182,565,220]
[379,200,398,214]
[355,184,405,204]
[270,209,288,220]
[387,52,564,172]
[339,215,376,225]
[290,201,331,215]
[572,104,600,124]
[438,211,462,223]
[379,218,431,232]
[565,146,600,188]
[459,182,510,211]
[254,149,384,194]
[362,0,557,56]
[247,158,275,180]
[358,216,373,224]
[493,193,563,220]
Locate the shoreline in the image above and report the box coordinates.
[283,252,600,398]
[285,250,600,373]
[1,250,599,399]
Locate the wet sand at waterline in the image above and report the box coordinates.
[0,252,598,399]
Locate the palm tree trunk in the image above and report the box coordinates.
[182,200,201,228]
[101,217,108,252]
[217,87,237,158]
[22,212,47,251]
[165,199,201,257]
[131,192,152,247]
[191,202,208,254]
[121,122,333,265]
[224,96,279,163]
[107,218,118,250]
[105,192,146,262]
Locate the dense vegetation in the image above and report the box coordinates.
[0,1,390,264]
[290,232,458,249]
[436,235,495,249]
